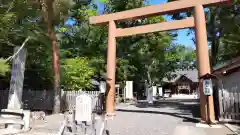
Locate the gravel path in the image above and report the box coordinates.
[106,99,233,135]
[18,99,234,135]
[17,114,65,135]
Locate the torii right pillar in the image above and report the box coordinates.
[194,5,216,123]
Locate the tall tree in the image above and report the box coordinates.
[0,0,41,76]
[58,0,197,93]
[167,0,240,68]
[38,0,75,113]
[97,0,187,86]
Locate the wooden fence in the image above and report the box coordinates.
[0,90,100,112]
[217,72,240,123]
[0,90,8,109]
[218,89,240,123]
[62,90,100,111]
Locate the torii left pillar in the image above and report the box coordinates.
[106,20,117,115]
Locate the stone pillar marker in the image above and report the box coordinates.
[152,86,157,100]
[8,46,27,109]
[125,81,133,100]
[147,87,153,104]
[99,81,106,93]
[158,87,163,97]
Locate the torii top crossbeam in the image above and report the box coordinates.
[89,0,231,25]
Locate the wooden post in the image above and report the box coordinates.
[194,5,216,123]
[71,110,76,133]
[106,20,117,115]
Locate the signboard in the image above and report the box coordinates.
[75,94,92,122]
[152,86,157,97]
[203,79,213,96]
[8,47,27,109]
[125,81,133,99]
[99,81,106,93]
[158,87,163,97]
[115,84,120,88]
[147,87,153,104]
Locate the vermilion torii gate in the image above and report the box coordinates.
[89,0,231,123]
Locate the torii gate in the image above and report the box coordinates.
[89,0,231,124]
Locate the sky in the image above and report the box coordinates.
[66,0,195,48]
[149,0,194,48]
[94,0,195,48]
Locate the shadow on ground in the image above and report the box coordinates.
[116,109,199,123]
[117,99,201,124]
[138,99,200,117]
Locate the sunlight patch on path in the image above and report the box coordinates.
[173,125,207,135]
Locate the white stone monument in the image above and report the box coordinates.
[99,81,106,93]
[125,81,133,99]
[152,86,157,101]
[147,87,153,104]
[158,87,163,97]
[75,94,92,122]
[8,47,27,109]
[152,86,157,96]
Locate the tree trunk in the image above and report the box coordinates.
[210,19,217,68]
[51,34,61,113]
[210,8,221,69]
[45,0,61,113]
[147,71,152,87]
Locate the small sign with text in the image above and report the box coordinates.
[203,79,213,96]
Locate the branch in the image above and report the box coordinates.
[4,0,16,14]
[0,39,16,46]
[6,36,31,62]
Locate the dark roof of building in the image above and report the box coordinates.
[163,69,198,83]
[213,57,240,70]
[212,57,240,76]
